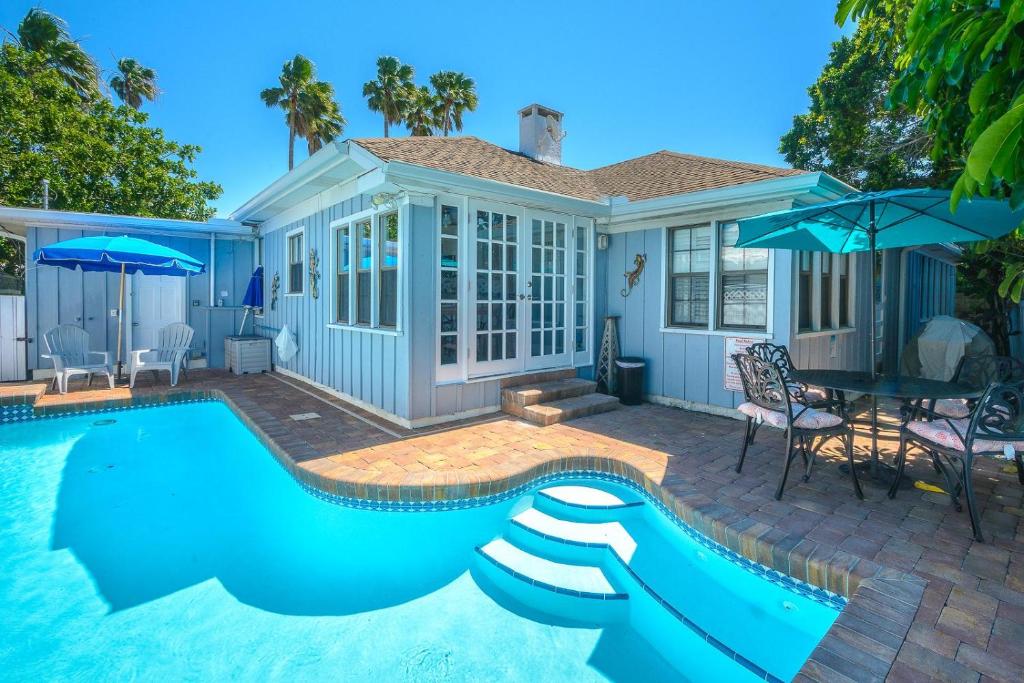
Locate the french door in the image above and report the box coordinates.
[467,202,574,377]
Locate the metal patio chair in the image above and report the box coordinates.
[890,380,1024,542]
[923,354,1024,419]
[129,323,195,388]
[41,324,115,394]
[732,352,863,501]
[746,342,832,408]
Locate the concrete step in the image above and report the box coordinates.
[475,538,628,624]
[534,484,645,523]
[501,378,598,415]
[509,507,638,563]
[520,392,620,426]
[499,368,577,389]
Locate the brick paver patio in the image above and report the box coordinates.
[3,369,1022,682]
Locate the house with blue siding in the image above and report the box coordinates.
[3,104,958,424]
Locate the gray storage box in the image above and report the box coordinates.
[224,336,271,375]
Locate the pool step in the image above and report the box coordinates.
[509,508,638,563]
[475,539,629,624]
[534,484,644,522]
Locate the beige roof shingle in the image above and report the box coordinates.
[587,150,807,201]
[352,136,807,203]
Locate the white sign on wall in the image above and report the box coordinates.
[723,336,762,392]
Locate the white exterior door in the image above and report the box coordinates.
[468,202,524,377]
[0,295,26,381]
[130,274,185,350]
[524,211,572,370]
[465,202,579,377]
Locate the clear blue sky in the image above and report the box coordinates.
[2,1,846,217]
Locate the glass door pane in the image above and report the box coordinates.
[526,215,571,369]
[469,206,521,375]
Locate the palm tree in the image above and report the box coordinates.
[295,81,346,155]
[110,58,158,110]
[430,71,478,137]
[362,56,415,137]
[14,8,99,97]
[260,55,316,171]
[405,86,438,136]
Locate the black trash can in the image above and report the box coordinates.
[615,357,646,406]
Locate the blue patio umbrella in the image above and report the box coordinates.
[34,235,206,378]
[736,189,1024,378]
[238,266,264,335]
[737,188,1024,479]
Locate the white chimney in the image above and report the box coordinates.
[518,104,565,165]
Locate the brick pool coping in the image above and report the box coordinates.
[1,373,940,681]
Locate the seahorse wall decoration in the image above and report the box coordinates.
[309,248,321,300]
[621,253,647,297]
[271,273,280,310]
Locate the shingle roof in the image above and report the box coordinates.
[587,150,807,201]
[352,136,807,203]
[353,136,601,200]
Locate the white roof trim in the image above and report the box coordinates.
[0,206,248,236]
[230,140,377,223]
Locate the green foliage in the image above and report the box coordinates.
[0,43,221,221]
[837,0,1024,304]
[429,71,478,137]
[362,56,416,138]
[261,55,344,169]
[780,1,955,190]
[14,8,99,98]
[295,81,346,156]
[404,85,439,136]
[110,58,158,110]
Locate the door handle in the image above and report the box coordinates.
[132,322,140,327]
[15,337,32,342]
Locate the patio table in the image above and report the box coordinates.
[789,369,983,487]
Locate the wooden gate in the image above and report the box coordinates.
[0,295,27,381]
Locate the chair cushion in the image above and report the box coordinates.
[932,398,971,419]
[803,385,830,403]
[906,419,1017,455]
[737,402,844,430]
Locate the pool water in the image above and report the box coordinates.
[0,401,840,681]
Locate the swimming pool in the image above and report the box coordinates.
[0,400,840,681]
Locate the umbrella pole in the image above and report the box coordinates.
[868,201,880,471]
[238,308,250,336]
[116,263,126,381]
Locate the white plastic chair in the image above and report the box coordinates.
[42,324,114,394]
[129,323,195,388]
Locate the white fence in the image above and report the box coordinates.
[0,295,26,381]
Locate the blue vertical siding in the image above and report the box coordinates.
[25,227,250,372]
[902,250,957,346]
[597,226,796,411]
[255,193,426,421]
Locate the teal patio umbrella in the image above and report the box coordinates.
[34,235,206,379]
[736,188,1024,379]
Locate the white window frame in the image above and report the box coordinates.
[326,205,405,336]
[659,220,774,338]
[571,216,595,368]
[436,194,467,383]
[793,252,857,338]
[284,226,305,296]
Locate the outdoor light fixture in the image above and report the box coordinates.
[597,233,610,250]
[370,192,399,210]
